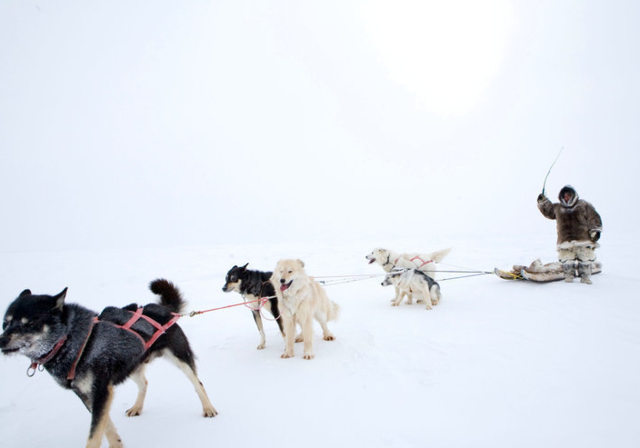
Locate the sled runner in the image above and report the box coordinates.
[494,259,602,283]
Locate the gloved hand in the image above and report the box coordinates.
[589,230,601,242]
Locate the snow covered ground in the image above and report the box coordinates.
[1,231,639,448]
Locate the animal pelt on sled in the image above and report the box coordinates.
[511,258,602,282]
[0,279,216,448]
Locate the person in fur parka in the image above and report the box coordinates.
[537,185,602,284]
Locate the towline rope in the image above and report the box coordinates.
[315,270,493,286]
[183,296,271,318]
[184,268,493,317]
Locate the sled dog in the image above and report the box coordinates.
[0,279,217,448]
[366,247,451,276]
[382,268,442,310]
[271,259,340,360]
[367,247,450,303]
[222,263,285,349]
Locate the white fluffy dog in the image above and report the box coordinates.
[271,259,340,360]
[366,247,450,303]
[382,268,442,310]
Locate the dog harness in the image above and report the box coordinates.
[394,256,434,269]
[116,307,181,351]
[27,316,99,380]
[26,309,180,380]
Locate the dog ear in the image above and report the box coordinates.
[241,263,249,270]
[53,287,68,311]
[297,259,305,268]
[19,289,32,298]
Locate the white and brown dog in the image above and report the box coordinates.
[271,259,340,360]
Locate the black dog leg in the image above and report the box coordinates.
[251,308,267,349]
[86,382,120,448]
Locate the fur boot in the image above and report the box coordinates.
[562,262,576,283]
[578,262,593,285]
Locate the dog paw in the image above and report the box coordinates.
[281,352,294,359]
[303,353,315,360]
[125,407,142,417]
[295,335,304,343]
[203,407,218,418]
[391,302,400,307]
[257,344,266,350]
[323,335,335,341]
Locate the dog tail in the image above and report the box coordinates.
[329,300,341,322]
[430,284,442,306]
[429,247,452,263]
[149,278,186,314]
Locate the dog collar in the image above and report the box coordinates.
[26,316,99,380]
[27,335,68,377]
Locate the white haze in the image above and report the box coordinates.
[1,0,639,252]
[1,2,640,447]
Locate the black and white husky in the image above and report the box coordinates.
[222,263,285,349]
[382,268,442,310]
[0,279,217,448]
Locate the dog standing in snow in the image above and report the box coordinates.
[222,263,285,350]
[271,259,340,360]
[0,280,217,448]
[382,268,442,310]
[367,247,450,303]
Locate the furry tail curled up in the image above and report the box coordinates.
[149,278,186,314]
[430,248,452,263]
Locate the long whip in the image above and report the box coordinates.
[541,146,564,196]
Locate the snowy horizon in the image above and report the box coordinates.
[1,2,639,447]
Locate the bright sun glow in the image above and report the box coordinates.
[362,0,515,115]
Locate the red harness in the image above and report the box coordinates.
[27,316,99,380]
[116,307,181,351]
[395,256,434,269]
[27,309,180,380]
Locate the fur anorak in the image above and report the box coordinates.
[537,185,602,245]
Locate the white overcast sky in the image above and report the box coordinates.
[1,0,638,252]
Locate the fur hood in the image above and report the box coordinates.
[537,187,602,245]
[559,185,579,207]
